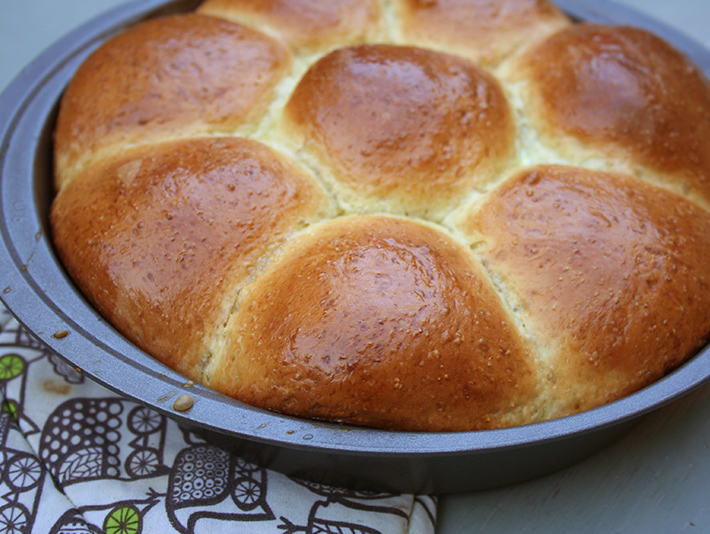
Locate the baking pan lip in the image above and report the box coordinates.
[1,0,710,461]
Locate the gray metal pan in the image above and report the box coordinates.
[1,0,709,494]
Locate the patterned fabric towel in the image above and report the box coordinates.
[0,306,437,534]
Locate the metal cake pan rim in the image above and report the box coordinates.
[1,0,709,461]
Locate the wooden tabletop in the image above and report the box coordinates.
[2,2,709,533]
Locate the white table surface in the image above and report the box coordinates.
[2,2,710,533]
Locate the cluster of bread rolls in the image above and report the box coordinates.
[50,0,710,432]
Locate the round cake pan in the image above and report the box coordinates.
[2,0,710,495]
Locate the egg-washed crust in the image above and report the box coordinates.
[209,215,539,432]
[50,0,710,431]
[53,13,292,189]
[464,165,710,415]
[51,137,334,378]
[511,23,710,206]
[283,44,515,221]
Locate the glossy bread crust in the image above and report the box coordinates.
[284,44,515,220]
[197,0,386,53]
[50,0,710,431]
[53,13,291,188]
[512,23,710,205]
[393,0,570,65]
[51,137,333,377]
[464,165,710,414]
[210,216,538,431]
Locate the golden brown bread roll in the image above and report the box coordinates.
[209,215,538,431]
[197,0,386,54]
[51,137,334,377]
[50,0,710,431]
[282,44,515,220]
[507,23,710,206]
[392,0,570,66]
[462,165,710,415]
[53,13,292,188]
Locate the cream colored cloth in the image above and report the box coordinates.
[0,307,436,533]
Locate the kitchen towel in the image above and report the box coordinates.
[0,306,437,534]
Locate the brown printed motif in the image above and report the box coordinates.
[0,307,436,534]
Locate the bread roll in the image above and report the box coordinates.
[282,43,515,220]
[507,23,710,206]
[51,137,334,377]
[392,0,570,65]
[197,0,386,53]
[50,0,710,431]
[209,215,539,431]
[53,13,291,188]
[462,165,710,414]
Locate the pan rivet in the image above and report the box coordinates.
[173,394,194,412]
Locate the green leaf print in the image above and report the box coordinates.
[103,505,141,534]
[0,354,24,381]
